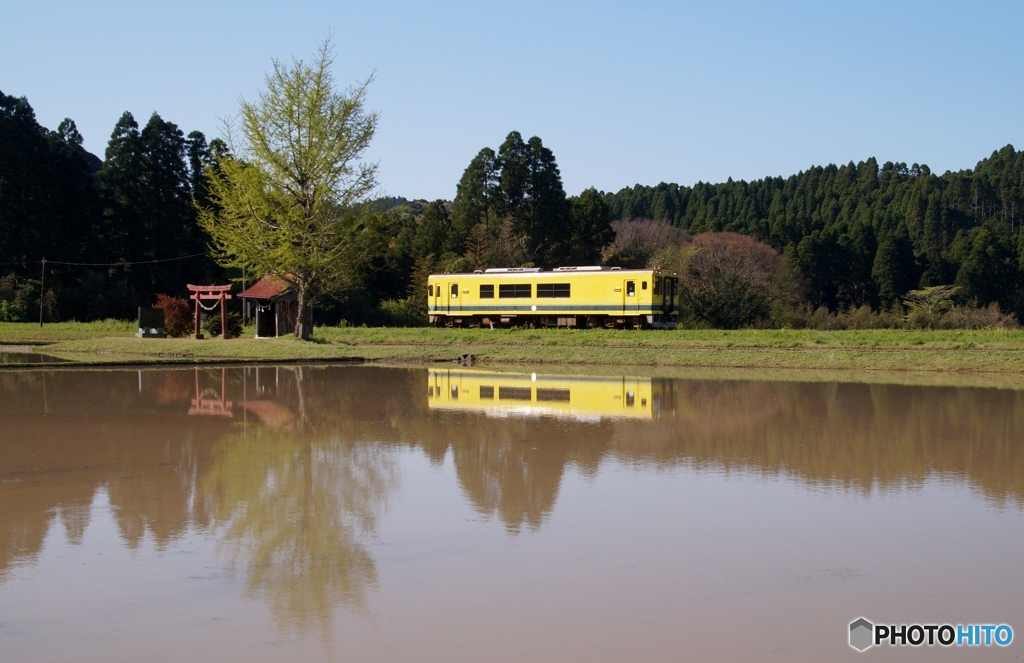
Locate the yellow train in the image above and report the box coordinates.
[426,266,679,328]
[427,369,664,421]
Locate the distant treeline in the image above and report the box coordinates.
[601,150,1024,314]
[3,87,1023,327]
[0,90,222,321]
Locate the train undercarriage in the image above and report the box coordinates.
[428,313,678,330]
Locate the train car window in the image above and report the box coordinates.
[479,386,494,399]
[480,284,494,298]
[498,386,532,401]
[499,284,532,298]
[428,284,433,297]
[450,385,459,399]
[626,281,635,297]
[536,388,570,402]
[536,283,570,298]
[642,281,647,290]
[450,283,458,298]
[626,390,635,406]
[654,277,662,295]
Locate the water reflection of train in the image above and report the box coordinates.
[427,369,672,421]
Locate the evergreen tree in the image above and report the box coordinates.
[872,223,917,308]
[450,147,497,253]
[97,112,212,309]
[186,130,213,208]
[525,135,570,266]
[0,93,100,268]
[566,188,613,264]
[496,131,530,222]
[97,111,145,264]
[0,93,110,320]
[413,200,451,259]
[451,132,571,268]
[952,223,1019,309]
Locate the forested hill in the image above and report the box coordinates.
[601,147,1024,311]
[3,80,1023,327]
[0,90,222,321]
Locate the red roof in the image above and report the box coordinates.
[238,275,294,300]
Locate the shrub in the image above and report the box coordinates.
[678,232,799,329]
[0,299,23,322]
[843,304,900,329]
[204,311,243,338]
[801,304,899,330]
[0,273,34,320]
[153,294,193,337]
[807,305,846,330]
[938,303,1018,330]
[802,300,1016,330]
[905,307,938,330]
[377,297,426,327]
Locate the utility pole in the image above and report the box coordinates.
[39,258,45,327]
[242,266,247,325]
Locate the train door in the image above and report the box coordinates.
[659,275,671,314]
[448,370,461,402]
[620,376,639,411]
[447,282,459,313]
[432,282,442,313]
[624,280,638,313]
[428,370,444,403]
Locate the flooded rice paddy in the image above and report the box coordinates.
[0,365,1022,661]
[0,350,66,365]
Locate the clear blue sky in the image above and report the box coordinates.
[3,1,1022,200]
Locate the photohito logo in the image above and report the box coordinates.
[849,617,1013,652]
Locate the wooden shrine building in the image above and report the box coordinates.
[238,276,298,338]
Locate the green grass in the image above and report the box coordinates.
[0,319,135,342]
[3,321,1024,378]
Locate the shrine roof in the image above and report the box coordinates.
[240,400,293,428]
[238,275,294,300]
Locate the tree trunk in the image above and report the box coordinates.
[295,287,312,340]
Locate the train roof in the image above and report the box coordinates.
[428,266,672,277]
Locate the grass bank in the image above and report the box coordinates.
[3,321,1024,377]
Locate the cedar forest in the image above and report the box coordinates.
[3,88,1024,330]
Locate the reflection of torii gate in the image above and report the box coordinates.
[189,368,234,416]
[187,284,233,339]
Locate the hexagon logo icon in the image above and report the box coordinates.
[850,618,874,651]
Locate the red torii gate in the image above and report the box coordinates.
[187,284,233,339]
[188,368,233,416]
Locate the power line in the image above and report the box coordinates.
[3,252,215,328]
[48,252,211,266]
[0,252,210,268]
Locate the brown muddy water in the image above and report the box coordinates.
[0,366,1022,662]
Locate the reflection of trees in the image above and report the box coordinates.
[443,416,611,532]
[201,367,398,634]
[0,369,228,578]
[2,364,1023,603]
[450,420,569,532]
[610,380,1024,504]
